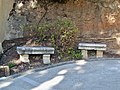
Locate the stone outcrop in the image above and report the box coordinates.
[0,0,14,53]
[2,0,120,55]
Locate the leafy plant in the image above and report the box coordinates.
[68,48,83,60]
[8,63,16,68]
[38,18,79,58]
[23,18,80,60]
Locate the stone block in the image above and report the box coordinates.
[81,50,88,59]
[96,51,103,58]
[20,54,29,63]
[43,55,51,64]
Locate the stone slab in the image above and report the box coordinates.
[78,43,106,51]
[17,46,55,54]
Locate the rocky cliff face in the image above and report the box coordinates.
[0,0,14,53]
[7,0,120,54]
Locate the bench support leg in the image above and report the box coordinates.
[5,66,10,76]
[96,51,103,58]
[43,55,51,64]
[20,54,30,63]
[81,50,88,59]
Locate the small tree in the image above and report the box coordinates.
[23,18,82,60]
[37,18,82,60]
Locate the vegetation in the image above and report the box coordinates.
[23,18,82,60]
[8,63,16,68]
[68,48,83,60]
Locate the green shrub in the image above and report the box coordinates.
[37,18,79,59]
[8,63,16,68]
[23,18,80,60]
[68,48,83,60]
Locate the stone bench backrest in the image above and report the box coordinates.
[17,46,55,54]
[78,43,106,51]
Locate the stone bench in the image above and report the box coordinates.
[17,46,55,64]
[78,43,106,59]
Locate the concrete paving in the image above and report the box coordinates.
[1,60,120,90]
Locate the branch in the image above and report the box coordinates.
[0,42,26,61]
[37,8,48,29]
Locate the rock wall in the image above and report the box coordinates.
[6,0,120,54]
[0,0,14,53]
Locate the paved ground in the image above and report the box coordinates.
[1,60,120,90]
